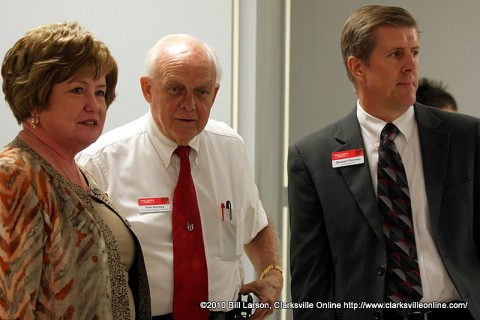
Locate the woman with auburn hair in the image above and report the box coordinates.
[0,22,151,319]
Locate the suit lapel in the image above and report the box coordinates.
[334,106,450,243]
[335,109,385,244]
[414,105,450,238]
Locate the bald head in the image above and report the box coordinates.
[144,34,222,84]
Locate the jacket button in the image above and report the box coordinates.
[377,266,385,276]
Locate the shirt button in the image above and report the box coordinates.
[377,266,385,276]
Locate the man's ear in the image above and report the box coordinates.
[211,84,220,105]
[347,56,366,83]
[140,76,152,103]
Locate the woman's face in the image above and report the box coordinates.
[37,75,108,154]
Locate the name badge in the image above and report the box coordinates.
[332,148,364,168]
[138,197,171,213]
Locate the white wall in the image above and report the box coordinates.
[0,0,232,147]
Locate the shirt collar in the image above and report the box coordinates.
[356,100,416,145]
[145,111,201,168]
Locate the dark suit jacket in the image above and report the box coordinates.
[288,104,480,320]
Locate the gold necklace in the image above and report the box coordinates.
[21,129,87,190]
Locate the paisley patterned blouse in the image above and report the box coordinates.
[0,138,151,319]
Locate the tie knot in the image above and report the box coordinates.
[381,123,399,142]
[175,146,191,160]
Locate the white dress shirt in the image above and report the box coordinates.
[356,103,460,302]
[76,111,268,316]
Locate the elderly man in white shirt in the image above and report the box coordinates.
[77,34,282,320]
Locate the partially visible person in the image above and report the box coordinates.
[416,77,458,112]
[77,34,283,320]
[289,5,480,320]
[0,22,151,319]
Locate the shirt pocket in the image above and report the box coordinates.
[217,206,244,261]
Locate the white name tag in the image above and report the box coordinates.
[332,149,364,168]
[138,197,171,213]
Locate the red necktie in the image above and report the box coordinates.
[377,123,422,303]
[172,146,209,320]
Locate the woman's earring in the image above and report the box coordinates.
[30,114,39,129]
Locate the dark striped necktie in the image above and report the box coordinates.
[377,123,423,303]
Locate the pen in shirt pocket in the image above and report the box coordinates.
[220,200,233,221]
[221,202,225,221]
[226,200,232,221]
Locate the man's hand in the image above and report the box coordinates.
[239,270,283,320]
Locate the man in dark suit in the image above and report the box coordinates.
[288,5,480,320]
